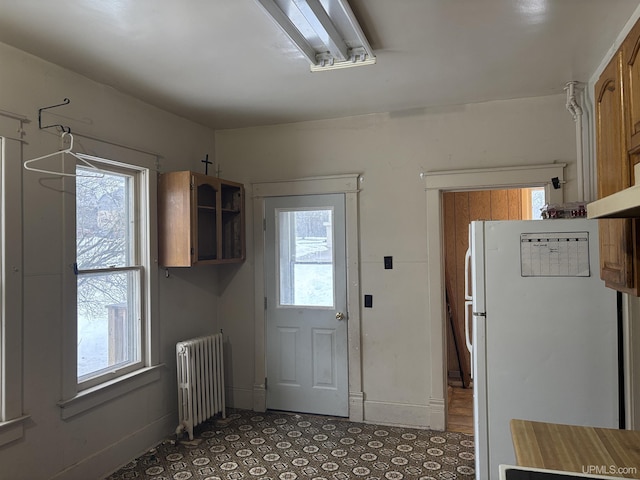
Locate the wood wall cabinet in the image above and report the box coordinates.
[594,25,640,295]
[624,18,640,152]
[158,171,245,267]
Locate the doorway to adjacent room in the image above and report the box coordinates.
[443,187,544,434]
[423,162,566,431]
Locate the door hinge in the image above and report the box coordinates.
[264,297,267,309]
[265,377,267,390]
[263,218,266,231]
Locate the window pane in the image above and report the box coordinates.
[77,270,141,381]
[278,208,334,307]
[530,187,545,219]
[76,167,133,270]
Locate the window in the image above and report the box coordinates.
[59,145,158,419]
[521,186,545,220]
[277,207,335,307]
[76,161,145,389]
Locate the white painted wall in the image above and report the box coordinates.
[0,42,220,479]
[214,95,578,427]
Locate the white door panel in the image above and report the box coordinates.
[277,327,300,385]
[265,194,348,416]
[312,328,337,388]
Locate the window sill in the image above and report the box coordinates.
[58,364,164,420]
[0,415,30,447]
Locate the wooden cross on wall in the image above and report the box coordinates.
[201,154,212,175]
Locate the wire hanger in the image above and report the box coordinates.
[24,131,102,177]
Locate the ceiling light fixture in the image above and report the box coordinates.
[255,0,376,72]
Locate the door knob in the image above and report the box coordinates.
[335,312,346,320]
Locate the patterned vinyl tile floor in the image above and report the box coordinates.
[106,409,475,480]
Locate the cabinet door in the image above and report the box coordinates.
[193,173,219,263]
[623,19,640,152]
[595,52,638,294]
[158,171,193,267]
[219,180,245,261]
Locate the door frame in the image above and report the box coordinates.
[423,163,565,429]
[252,174,363,421]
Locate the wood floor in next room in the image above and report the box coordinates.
[448,384,474,434]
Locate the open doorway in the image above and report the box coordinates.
[423,162,565,431]
[444,186,544,434]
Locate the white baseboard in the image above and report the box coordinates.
[428,395,446,431]
[52,412,176,480]
[349,391,364,422]
[363,400,431,429]
[239,387,441,431]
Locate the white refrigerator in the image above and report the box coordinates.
[468,219,619,480]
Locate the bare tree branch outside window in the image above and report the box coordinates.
[76,170,130,319]
[76,165,140,380]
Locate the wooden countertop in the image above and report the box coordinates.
[510,419,640,478]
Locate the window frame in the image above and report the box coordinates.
[0,134,28,446]
[75,162,145,389]
[59,144,160,419]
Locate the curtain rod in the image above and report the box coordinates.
[0,109,29,143]
[0,108,29,122]
[70,130,162,160]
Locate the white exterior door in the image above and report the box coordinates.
[265,193,348,416]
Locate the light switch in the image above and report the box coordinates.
[364,294,373,308]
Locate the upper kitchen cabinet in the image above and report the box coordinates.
[595,49,640,295]
[624,18,640,153]
[158,171,245,267]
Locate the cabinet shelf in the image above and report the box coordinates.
[158,171,245,267]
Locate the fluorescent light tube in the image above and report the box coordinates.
[255,0,376,70]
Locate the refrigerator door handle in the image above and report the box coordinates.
[465,300,473,353]
[464,247,472,301]
[465,301,474,379]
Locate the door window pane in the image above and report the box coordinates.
[278,208,334,307]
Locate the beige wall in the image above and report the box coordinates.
[0,42,219,479]
[214,95,579,425]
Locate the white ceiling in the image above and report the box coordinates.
[1,0,639,130]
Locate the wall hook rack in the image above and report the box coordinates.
[38,98,71,133]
